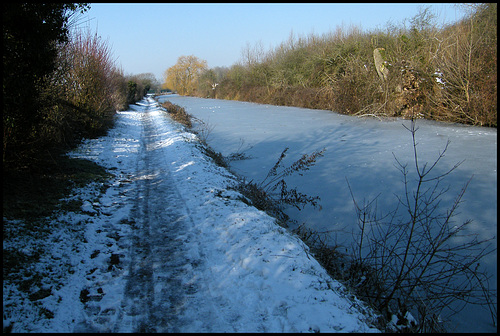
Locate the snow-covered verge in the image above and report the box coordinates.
[3,97,379,332]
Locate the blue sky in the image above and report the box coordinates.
[81,3,467,82]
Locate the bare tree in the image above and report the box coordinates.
[434,3,497,126]
[347,119,496,331]
[241,40,266,67]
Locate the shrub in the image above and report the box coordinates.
[193,5,496,127]
[160,100,193,128]
[346,119,496,331]
[2,3,90,165]
[238,147,325,227]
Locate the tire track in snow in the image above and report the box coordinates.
[119,103,195,332]
[68,98,377,333]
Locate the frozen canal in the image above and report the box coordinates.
[158,94,496,332]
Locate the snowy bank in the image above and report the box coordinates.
[3,97,379,332]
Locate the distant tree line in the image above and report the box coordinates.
[164,4,496,127]
[3,3,159,167]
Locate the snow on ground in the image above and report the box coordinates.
[3,97,379,332]
[162,94,497,333]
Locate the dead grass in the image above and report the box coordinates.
[160,100,193,128]
[3,153,111,222]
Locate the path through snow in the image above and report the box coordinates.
[3,97,378,332]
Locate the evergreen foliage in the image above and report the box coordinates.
[3,4,158,168]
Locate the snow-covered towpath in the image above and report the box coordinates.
[3,97,378,332]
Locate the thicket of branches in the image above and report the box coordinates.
[191,4,496,127]
[344,119,496,331]
[291,119,496,332]
[3,3,157,168]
